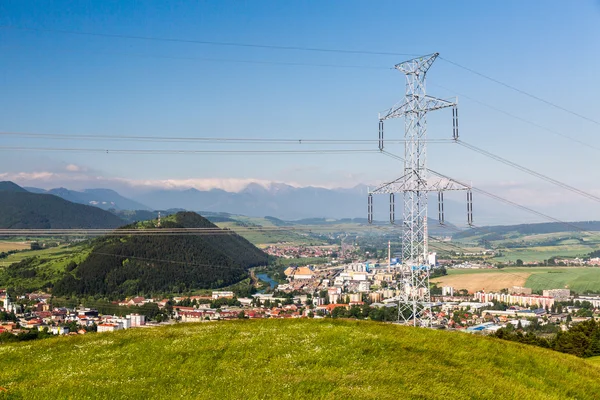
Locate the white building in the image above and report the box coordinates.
[127,314,146,327]
[442,286,454,296]
[51,326,69,335]
[428,252,437,267]
[212,291,235,299]
[97,323,122,333]
[358,281,371,293]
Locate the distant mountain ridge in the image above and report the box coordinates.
[0,181,125,229]
[25,187,150,211]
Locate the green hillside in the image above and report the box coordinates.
[0,319,599,399]
[0,182,125,229]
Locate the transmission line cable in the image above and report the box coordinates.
[3,25,596,127]
[380,150,600,238]
[0,131,452,145]
[0,146,380,155]
[430,83,600,153]
[456,140,600,204]
[438,56,600,127]
[0,25,419,57]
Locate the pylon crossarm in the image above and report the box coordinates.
[379,100,410,121]
[427,177,471,191]
[369,174,410,194]
[370,175,469,194]
[422,95,456,112]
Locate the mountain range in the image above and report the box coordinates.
[12,181,555,225]
[25,187,150,211]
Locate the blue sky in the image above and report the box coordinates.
[1,1,600,220]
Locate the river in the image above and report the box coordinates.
[257,273,278,292]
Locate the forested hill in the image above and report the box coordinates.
[52,212,268,297]
[453,221,600,240]
[0,182,125,229]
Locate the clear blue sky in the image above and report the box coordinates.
[1,1,599,219]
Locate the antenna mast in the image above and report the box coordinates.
[369,53,472,327]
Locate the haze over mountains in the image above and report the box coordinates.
[25,187,150,211]
[11,180,552,225]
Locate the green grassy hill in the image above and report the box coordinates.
[1,319,599,399]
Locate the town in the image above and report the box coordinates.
[3,252,600,341]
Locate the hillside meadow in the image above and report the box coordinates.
[1,319,599,399]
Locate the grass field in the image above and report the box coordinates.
[432,267,600,294]
[588,356,600,365]
[215,221,318,246]
[0,245,80,268]
[493,246,596,263]
[0,241,30,252]
[1,319,599,399]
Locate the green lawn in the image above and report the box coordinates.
[1,319,599,399]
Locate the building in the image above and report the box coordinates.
[51,326,69,335]
[428,252,437,267]
[577,295,600,308]
[293,267,314,280]
[212,291,235,299]
[127,314,145,327]
[543,289,571,302]
[97,323,121,333]
[475,292,554,309]
[510,286,533,295]
[442,286,454,296]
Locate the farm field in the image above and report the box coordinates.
[432,267,600,294]
[0,241,30,252]
[1,319,599,399]
[493,245,597,263]
[0,244,86,268]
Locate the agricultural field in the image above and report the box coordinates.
[432,267,600,294]
[1,319,599,399]
[453,230,600,263]
[215,221,318,246]
[0,241,30,252]
[0,244,83,268]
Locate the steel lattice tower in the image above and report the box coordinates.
[368,53,472,327]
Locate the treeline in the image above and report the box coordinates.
[52,212,268,298]
[492,319,600,358]
[454,221,600,240]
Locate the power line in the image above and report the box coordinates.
[430,83,600,153]
[380,150,600,238]
[0,146,380,155]
[0,25,419,57]
[3,25,596,127]
[438,56,600,127]
[456,140,600,204]
[0,131,452,145]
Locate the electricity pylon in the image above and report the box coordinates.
[368,53,473,327]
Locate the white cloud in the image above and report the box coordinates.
[65,164,86,172]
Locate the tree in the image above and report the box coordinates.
[516,259,524,266]
[237,311,245,319]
